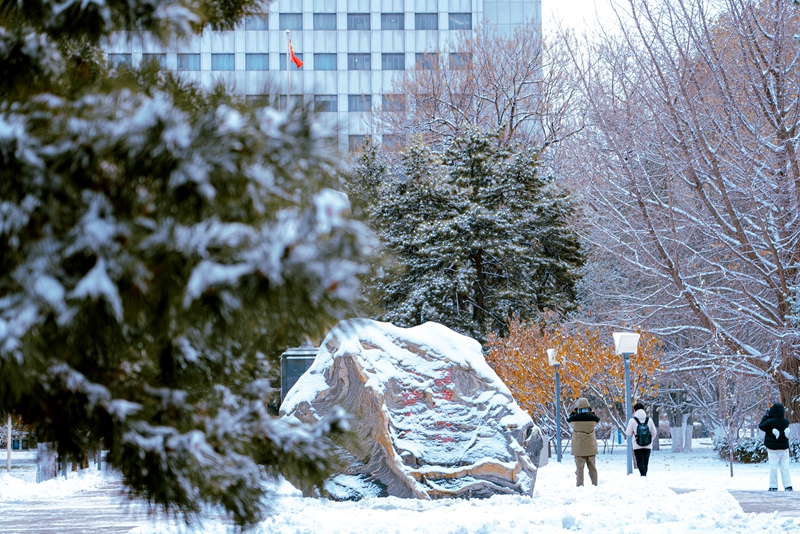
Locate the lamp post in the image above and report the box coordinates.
[547,348,562,463]
[613,332,640,475]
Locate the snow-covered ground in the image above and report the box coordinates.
[1,439,798,533]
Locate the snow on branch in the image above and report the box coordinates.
[69,257,124,321]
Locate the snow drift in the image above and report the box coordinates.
[280,319,544,500]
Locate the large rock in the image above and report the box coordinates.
[280,319,544,500]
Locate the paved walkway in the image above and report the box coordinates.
[671,487,800,517]
[728,490,800,517]
[0,482,177,534]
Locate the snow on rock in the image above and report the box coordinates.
[280,318,544,501]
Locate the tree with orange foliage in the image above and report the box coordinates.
[486,314,662,438]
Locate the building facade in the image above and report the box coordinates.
[107,0,541,153]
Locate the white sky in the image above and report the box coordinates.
[542,0,620,35]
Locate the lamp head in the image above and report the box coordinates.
[613,332,640,355]
[547,348,559,366]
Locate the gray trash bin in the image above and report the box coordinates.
[280,345,318,405]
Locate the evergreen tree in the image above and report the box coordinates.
[0,0,374,526]
[348,129,583,341]
[342,136,386,218]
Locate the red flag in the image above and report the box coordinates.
[289,40,303,68]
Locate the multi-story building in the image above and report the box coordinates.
[107,0,541,153]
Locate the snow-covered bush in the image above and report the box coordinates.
[713,437,768,463]
[713,437,800,463]
[790,439,800,463]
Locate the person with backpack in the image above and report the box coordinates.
[567,398,601,486]
[624,402,657,476]
[759,402,792,491]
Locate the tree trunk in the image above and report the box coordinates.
[36,443,57,483]
[5,413,10,473]
[728,436,734,477]
[777,347,800,423]
[652,405,660,451]
[669,427,683,451]
[472,249,485,327]
[668,407,684,453]
[682,413,693,453]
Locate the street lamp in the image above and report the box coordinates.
[613,332,640,475]
[547,348,562,463]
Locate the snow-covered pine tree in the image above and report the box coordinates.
[341,136,387,219]
[349,128,583,341]
[0,0,374,526]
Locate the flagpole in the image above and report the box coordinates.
[285,29,290,110]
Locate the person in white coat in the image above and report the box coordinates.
[625,402,658,476]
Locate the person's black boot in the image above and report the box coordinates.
[786,487,793,491]
[769,488,778,491]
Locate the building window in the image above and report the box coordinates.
[349,135,368,152]
[415,53,438,70]
[279,53,304,70]
[381,13,404,30]
[108,53,132,68]
[415,13,438,30]
[347,13,370,30]
[246,53,269,71]
[11,439,19,450]
[314,95,338,112]
[313,13,336,30]
[246,95,271,107]
[382,53,405,70]
[279,13,303,30]
[348,53,371,70]
[277,95,304,110]
[382,94,407,112]
[348,94,372,112]
[141,53,166,69]
[245,13,269,30]
[382,134,406,150]
[177,53,200,71]
[448,13,472,30]
[211,53,235,71]
[314,53,337,71]
[450,52,469,69]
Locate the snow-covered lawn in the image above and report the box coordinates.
[0,467,107,501]
[1,440,798,533]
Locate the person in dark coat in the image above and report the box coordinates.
[759,403,793,491]
[567,397,600,486]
